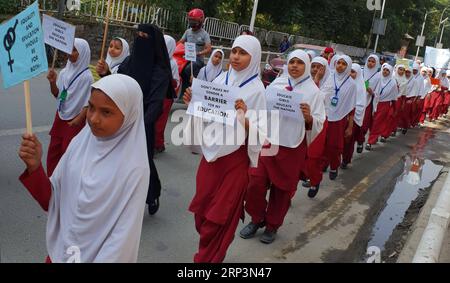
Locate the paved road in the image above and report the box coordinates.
[1,73,450,263]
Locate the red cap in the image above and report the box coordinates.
[324,47,334,54]
[188,8,205,22]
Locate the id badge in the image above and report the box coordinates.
[331,96,339,107]
[58,89,68,111]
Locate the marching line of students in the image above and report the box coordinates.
[17,25,450,263]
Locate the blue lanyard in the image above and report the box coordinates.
[287,76,310,91]
[225,72,259,88]
[64,67,89,91]
[333,74,351,97]
[380,80,392,95]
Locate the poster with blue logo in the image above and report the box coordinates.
[0,1,48,89]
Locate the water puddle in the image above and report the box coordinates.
[364,156,443,260]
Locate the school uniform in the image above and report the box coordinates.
[343,63,367,164]
[20,75,150,262]
[187,36,266,263]
[358,55,381,146]
[47,38,93,177]
[245,50,325,233]
[302,57,330,188]
[322,55,357,173]
[393,65,408,133]
[368,64,399,144]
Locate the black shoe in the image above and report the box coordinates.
[240,222,265,239]
[340,162,348,170]
[357,144,364,154]
[402,129,408,135]
[308,185,320,199]
[148,198,160,216]
[365,144,372,151]
[329,170,338,180]
[260,229,277,244]
[322,166,329,173]
[302,180,311,188]
[380,137,387,143]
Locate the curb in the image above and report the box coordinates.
[413,169,450,263]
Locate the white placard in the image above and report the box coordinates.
[185,42,197,62]
[42,14,75,54]
[265,86,303,120]
[187,79,238,126]
[424,46,450,69]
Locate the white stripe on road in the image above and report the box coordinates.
[0,125,51,137]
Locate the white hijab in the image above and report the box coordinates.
[164,35,181,91]
[197,49,224,82]
[322,55,357,121]
[394,64,408,98]
[48,74,150,263]
[56,38,93,121]
[329,55,338,73]
[352,63,367,127]
[440,70,450,88]
[186,35,267,167]
[422,67,432,98]
[267,50,325,148]
[374,63,398,111]
[311,56,330,90]
[105,37,130,74]
[363,54,381,91]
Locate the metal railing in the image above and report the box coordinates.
[204,17,240,41]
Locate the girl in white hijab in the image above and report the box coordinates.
[241,50,326,242]
[356,54,380,150]
[19,74,150,263]
[321,55,357,180]
[342,63,367,163]
[311,56,331,90]
[183,35,267,263]
[197,49,224,82]
[366,63,399,150]
[301,55,330,196]
[155,35,182,153]
[46,38,94,177]
[393,64,408,135]
[105,37,130,74]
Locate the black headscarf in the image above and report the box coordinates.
[119,24,176,110]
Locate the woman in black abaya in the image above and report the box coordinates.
[113,24,176,215]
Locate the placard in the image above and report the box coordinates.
[265,85,304,120]
[42,14,75,54]
[187,78,238,126]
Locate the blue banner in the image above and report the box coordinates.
[0,1,48,89]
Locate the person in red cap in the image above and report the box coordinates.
[180,8,212,69]
[322,47,335,64]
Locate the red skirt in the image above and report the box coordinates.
[47,112,85,176]
[368,101,392,144]
[249,140,307,192]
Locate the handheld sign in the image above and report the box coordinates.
[187,78,238,126]
[0,1,48,134]
[42,14,75,54]
[185,42,197,62]
[424,46,450,69]
[265,86,304,120]
[0,1,48,89]
[42,14,75,69]
[185,42,197,79]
